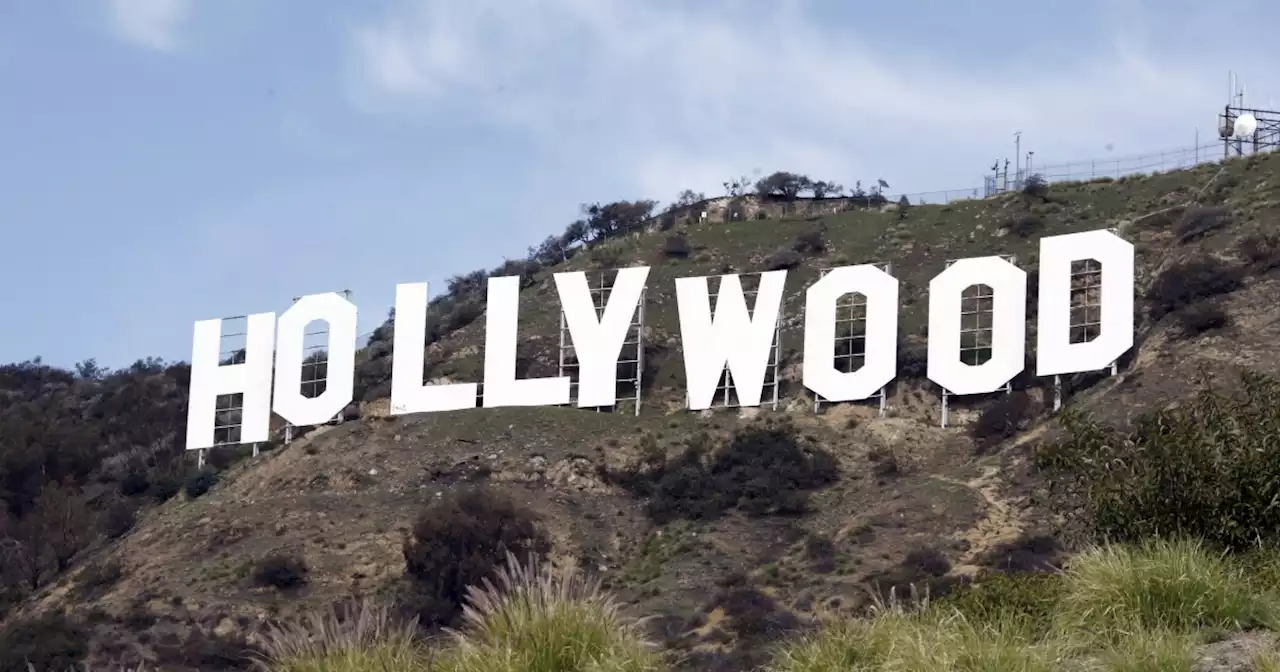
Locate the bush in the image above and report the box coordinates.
[662,234,689,259]
[253,552,310,590]
[969,391,1034,451]
[1022,174,1049,198]
[1175,301,1229,336]
[72,559,123,601]
[898,344,929,379]
[1007,214,1043,238]
[605,420,840,523]
[1144,258,1244,321]
[863,547,956,603]
[792,230,826,254]
[120,469,150,497]
[402,486,551,628]
[207,444,251,471]
[101,500,137,539]
[150,475,182,503]
[1035,372,1280,551]
[0,612,87,672]
[763,249,803,271]
[183,470,219,499]
[1176,205,1232,243]
[445,300,485,332]
[1239,232,1280,272]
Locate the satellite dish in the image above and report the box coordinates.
[1234,113,1258,138]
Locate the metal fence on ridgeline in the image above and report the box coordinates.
[890,141,1230,207]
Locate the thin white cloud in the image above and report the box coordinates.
[107,0,191,52]
[345,0,1268,203]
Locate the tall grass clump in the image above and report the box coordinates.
[436,553,663,672]
[254,599,431,672]
[1092,628,1198,672]
[1054,538,1280,644]
[767,592,1062,672]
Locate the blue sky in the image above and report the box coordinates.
[0,0,1272,369]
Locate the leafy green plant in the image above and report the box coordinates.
[1036,372,1280,550]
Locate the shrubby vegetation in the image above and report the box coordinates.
[401,486,552,628]
[602,420,840,523]
[0,357,195,617]
[1144,257,1244,322]
[246,539,1280,672]
[1036,370,1280,551]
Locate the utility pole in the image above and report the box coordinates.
[1014,131,1023,189]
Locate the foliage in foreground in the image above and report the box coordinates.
[438,553,662,672]
[250,538,1280,672]
[770,538,1280,672]
[262,554,659,672]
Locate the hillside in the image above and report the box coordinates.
[4,152,1280,671]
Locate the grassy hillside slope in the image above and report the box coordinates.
[4,151,1280,670]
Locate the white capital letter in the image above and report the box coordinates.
[1037,229,1134,376]
[185,313,275,450]
[390,282,478,414]
[555,267,649,407]
[676,271,786,410]
[927,257,1026,395]
[803,265,899,402]
[483,275,571,407]
[273,293,357,426]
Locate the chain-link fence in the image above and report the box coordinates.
[894,142,1229,207]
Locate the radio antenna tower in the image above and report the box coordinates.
[1218,72,1279,159]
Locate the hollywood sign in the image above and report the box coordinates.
[185,229,1133,451]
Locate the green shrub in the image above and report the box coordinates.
[1176,205,1232,243]
[402,486,551,628]
[1035,372,1280,550]
[119,470,150,497]
[0,612,87,672]
[253,552,309,590]
[1007,214,1044,238]
[605,420,839,523]
[1174,301,1230,336]
[183,470,219,499]
[969,392,1034,451]
[150,474,181,503]
[661,234,689,259]
[101,500,137,539]
[1145,258,1244,321]
[1240,232,1280,271]
[763,248,803,271]
[792,230,826,254]
[1022,174,1049,199]
[72,559,124,602]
